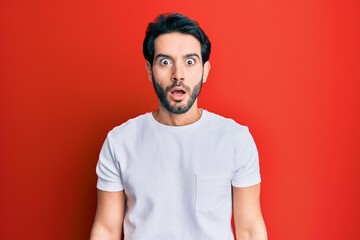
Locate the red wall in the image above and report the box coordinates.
[1,0,359,239]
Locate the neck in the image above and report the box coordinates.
[152,104,203,126]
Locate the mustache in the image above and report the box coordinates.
[165,81,191,92]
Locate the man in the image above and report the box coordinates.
[90,13,267,240]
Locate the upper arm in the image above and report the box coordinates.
[90,190,126,240]
[233,184,267,240]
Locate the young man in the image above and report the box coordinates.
[90,13,267,240]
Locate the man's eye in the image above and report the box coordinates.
[160,59,171,65]
[186,59,195,65]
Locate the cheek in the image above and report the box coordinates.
[188,67,203,80]
[153,71,170,84]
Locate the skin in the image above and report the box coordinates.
[90,190,125,240]
[147,32,210,126]
[233,184,268,240]
[90,32,267,240]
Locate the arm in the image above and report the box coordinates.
[90,190,126,240]
[233,184,267,240]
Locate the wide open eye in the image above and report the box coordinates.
[186,58,196,66]
[160,59,171,66]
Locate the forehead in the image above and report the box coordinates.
[154,32,201,56]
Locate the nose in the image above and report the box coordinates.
[171,62,185,82]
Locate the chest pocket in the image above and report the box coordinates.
[195,174,232,213]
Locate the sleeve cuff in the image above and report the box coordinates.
[231,173,261,188]
[97,179,124,192]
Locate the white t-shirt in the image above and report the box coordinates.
[96,110,261,240]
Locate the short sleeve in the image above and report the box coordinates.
[231,128,261,187]
[96,135,124,192]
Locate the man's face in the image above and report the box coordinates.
[147,32,210,114]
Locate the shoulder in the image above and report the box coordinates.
[107,113,151,140]
[203,110,255,145]
[204,110,249,133]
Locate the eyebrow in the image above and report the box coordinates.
[154,53,201,61]
[184,53,201,60]
[154,53,172,61]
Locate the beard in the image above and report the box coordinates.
[152,75,203,114]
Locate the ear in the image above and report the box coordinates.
[202,61,211,83]
[145,61,152,82]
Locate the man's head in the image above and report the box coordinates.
[143,13,211,115]
[143,13,211,66]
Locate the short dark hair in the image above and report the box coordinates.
[143,13,211,66]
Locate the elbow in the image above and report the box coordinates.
[90,224,122,240]
[236,231,268,240]
[235,222,268,240]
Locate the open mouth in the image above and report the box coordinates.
[171,89,186,95]
[169,88,187,101]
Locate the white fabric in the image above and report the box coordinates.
[96,110,261,240]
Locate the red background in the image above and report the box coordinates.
[1,0,359,239]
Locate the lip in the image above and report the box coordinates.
[169,87,187,101]
[170,87,187,93]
